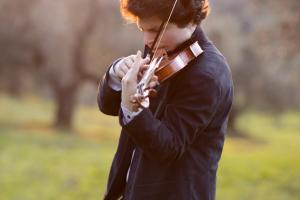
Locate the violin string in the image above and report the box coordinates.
[150,0,179,63]
[148,21,165,58]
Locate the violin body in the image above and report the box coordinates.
[155,41,203,83]
[136,41,203,108]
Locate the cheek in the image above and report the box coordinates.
[143,32,156,44]
[162,32,180,46]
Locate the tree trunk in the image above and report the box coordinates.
[52,0,98,131]
[227,105,243,137]
[7,65,22,97]
[227,107,237,135]
[54,86,77,130]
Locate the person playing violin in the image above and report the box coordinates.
[97,0,233,199]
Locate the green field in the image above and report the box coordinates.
[0,95,300,200]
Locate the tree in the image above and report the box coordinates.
[205,0,300,136]
[30,0,141,129]
[0,0,142,130]
[0,0,41,96]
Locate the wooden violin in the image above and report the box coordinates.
[154,41,203,83]
[136,41,204,108]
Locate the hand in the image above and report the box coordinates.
[114,54,149,81]
[122,51,158,112]
[114,55,135,80]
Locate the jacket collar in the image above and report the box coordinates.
[166,26,209,56]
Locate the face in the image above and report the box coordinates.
[137,16,196,52]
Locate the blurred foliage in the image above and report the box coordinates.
[0,94,300,200]
[0,0,299,130]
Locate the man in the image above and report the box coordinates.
[98,0,233,199]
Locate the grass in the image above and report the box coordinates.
[0,95,119,200]
[217,111,300,200]
[0,94,300,200]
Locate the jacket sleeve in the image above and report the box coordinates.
[97,67,121,116]
[122,72,222,164]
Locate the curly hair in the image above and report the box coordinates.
[120,0,210,27]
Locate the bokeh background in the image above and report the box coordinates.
[0,0,299,199]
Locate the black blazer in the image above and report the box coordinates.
[98,27,233,200]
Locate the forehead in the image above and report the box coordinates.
[136,16,162,30]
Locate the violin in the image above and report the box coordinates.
[136,41,203,108]
[155,41,203,83]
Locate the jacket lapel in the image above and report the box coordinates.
[104,130,134,200]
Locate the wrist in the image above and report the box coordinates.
[121,100,141,112]
[121,101,134,112]
[121,102,143,123]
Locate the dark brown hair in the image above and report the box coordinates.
[120,0,210,27]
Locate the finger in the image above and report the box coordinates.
[138,58,150,77]
[148,81,158,88]
[138,71,143,81]
[117,70,126,80]
[140,56,150,67]
[120,64,130,74]
[130,95,137,104]
[118,66,128,77]
[140,64,149,72]
[129,55,136,62]
[147,75,159,87]
[150,75,158,82]
[133,93,145,103]
[131,50,142,75]
[138,65,149,79]
[124,59,133,69]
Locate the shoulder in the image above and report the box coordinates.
[172,42,233,94]
[197,42,231,81]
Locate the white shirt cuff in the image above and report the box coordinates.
[121,103,143,124]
